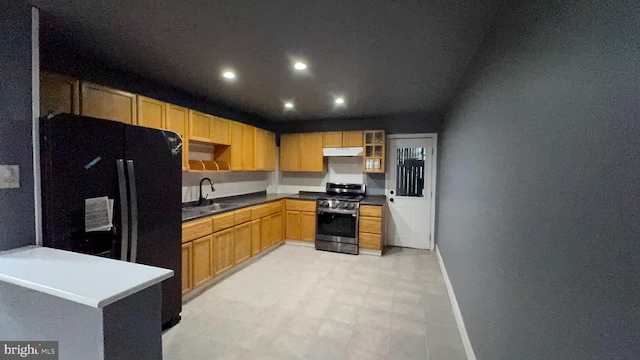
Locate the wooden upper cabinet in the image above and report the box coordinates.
[254,128,268,171]
[301,133,324,172]
[242,125,256,171]
[166,104,189,171]
[323,132,343,147]
[211,117,230,145]
[80,82,137,124]
[343,131,364,147]
[137,96,165,130]
[189,110,212,142]
[40,71,79,116]
[229,121,243,170]
[266,132,276,171]
[280,133,302,171]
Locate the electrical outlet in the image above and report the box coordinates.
[0,165,20,189]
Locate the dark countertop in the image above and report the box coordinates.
[360,195,386,206]
[182,191,386,222]
[182,192,295,222]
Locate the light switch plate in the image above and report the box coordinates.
[0,165,20,189]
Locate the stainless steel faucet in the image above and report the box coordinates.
[198,177,215,206]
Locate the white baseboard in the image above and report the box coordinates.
[359,249,382,256]
[436,245,476,360]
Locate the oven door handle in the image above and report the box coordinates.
[317,209,358,216]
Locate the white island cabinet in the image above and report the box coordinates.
[0,246,173,360]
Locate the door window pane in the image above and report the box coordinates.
[396,147,425,197]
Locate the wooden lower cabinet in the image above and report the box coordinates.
[300,212,316,242]
[251,219,261,256]
[261,216,271,250]
[286,210,315,242]
[192,235,213,288]
[285,211,300,240]
[358,204,384,251]
[214,228,234,275]
[181,242,193,296]
[271,213,283,245]
[233,222,252,265]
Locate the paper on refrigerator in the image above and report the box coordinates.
[85,196,114,232]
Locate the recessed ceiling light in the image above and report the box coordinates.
[284,102,294,109]
[222,71,236,79]
[335,97,345,105]
[294,62,307,70]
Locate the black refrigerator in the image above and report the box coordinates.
[40,113,182,329]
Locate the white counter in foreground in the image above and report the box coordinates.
[0,246,172,308]
[0,246,172,360]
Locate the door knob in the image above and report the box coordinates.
[390,191,394,195]
[390,198,394,202]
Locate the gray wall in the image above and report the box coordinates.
[436,0,639,359]
[0,2,35,250]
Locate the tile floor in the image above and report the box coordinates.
[162,244,466,360]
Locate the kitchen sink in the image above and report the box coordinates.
[181,203,244,216]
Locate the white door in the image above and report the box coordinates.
[385,135,436,250]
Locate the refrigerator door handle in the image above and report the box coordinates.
[116,159,129,261]
[127,160,139,263]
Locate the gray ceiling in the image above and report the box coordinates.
[31,0,501,121]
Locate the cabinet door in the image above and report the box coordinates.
[260,216,271,251]
[323,132,343,147]
[214,229,234,275]
[254,128,268,170]
[166,104,189,171]
[181,242,193,295]
[285,211,301,240]
[271,212,283,245]
[192,235,213,288]
[40,71,79,116]
[229,121,243,170]
[301,133,324,172]
[342,131,364,147]
[251,219,261,256]
[242,125,256,170]
[137,96,165,130]
[80,82,137,124]
[280,133,301,171]
[300,212,316,242]
[211,117,230,145]
[266,132,276,171]
[189,110,212,142]
[233,222,252,265]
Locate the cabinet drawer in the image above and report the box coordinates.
[360,205,382,218]
[234,208,252,225]
[359,232,382,250]
[286,199,316,212]
[251,204,270,220]
[182,217,213,243]
[268,201,283,215]
[359,216,382,234]
[213,212,235,232]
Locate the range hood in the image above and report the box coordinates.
[323,147,364,157]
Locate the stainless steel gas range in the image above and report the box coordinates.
[315,183,366,255]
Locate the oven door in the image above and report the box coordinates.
[316,209,358,244]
